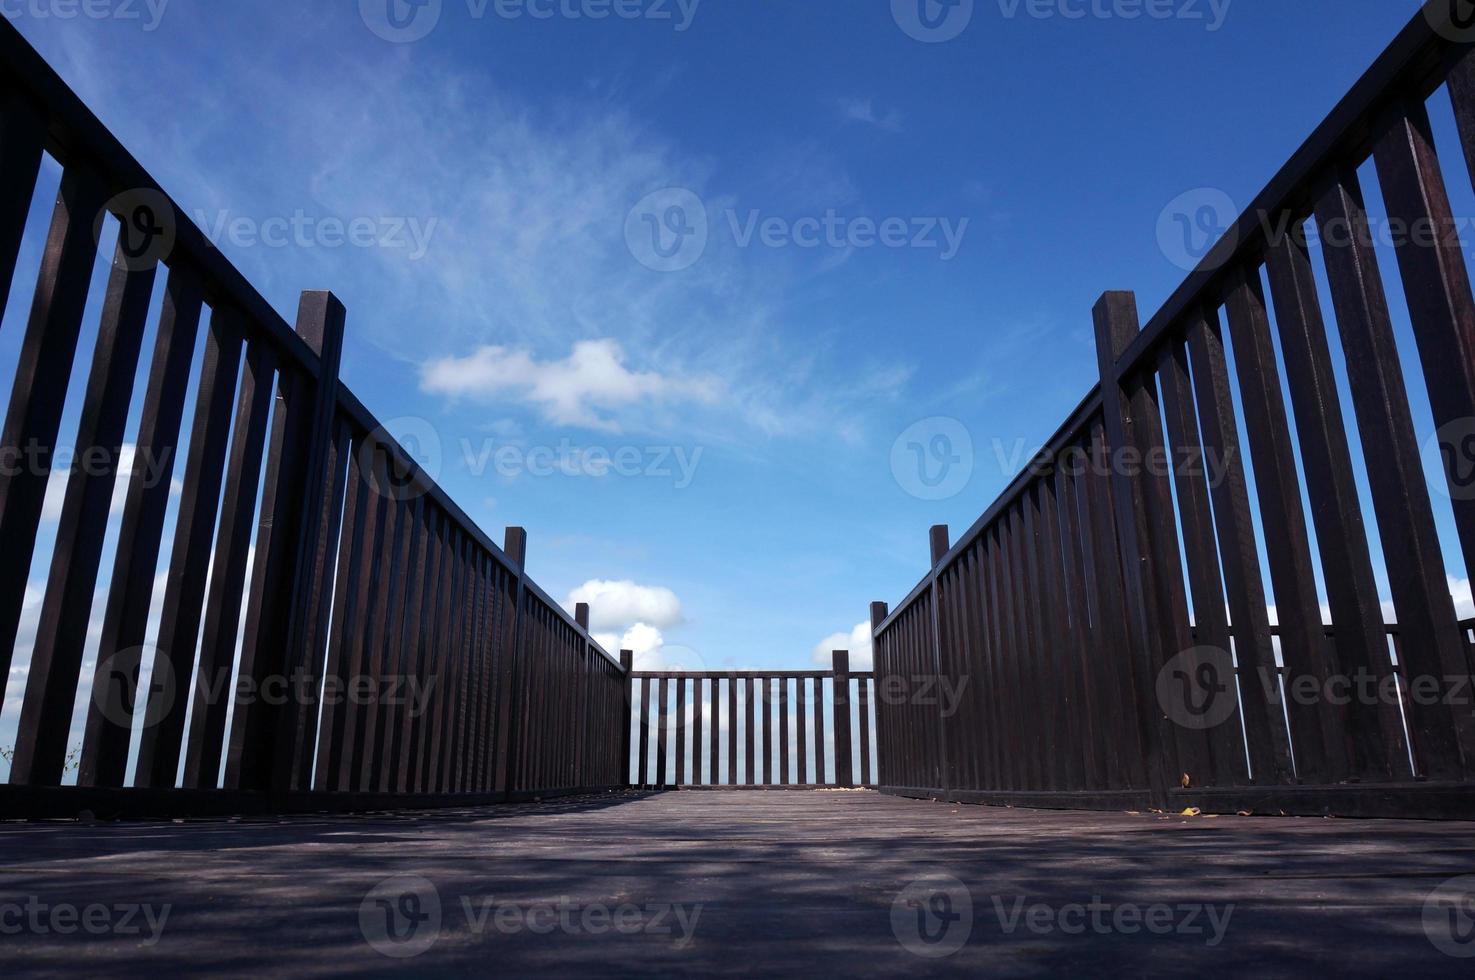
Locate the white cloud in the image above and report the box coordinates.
[1450,576,1473,620]
[41,445,181,523]
[566,579,684,631]
[812,621,873,671]
[837,98,902,133]
[595,623,667,671]
[421,339,720,433]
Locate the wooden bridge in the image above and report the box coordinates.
[4,2,1475,974]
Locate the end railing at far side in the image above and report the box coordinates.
[625,652,878,789]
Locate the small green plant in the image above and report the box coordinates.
[0,745,80,771]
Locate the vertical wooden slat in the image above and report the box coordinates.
[676,677,687,786]
[1315,170,1475,778]
[709,676,720,785]
[406,509,446,793]
[1218,273,1325,784]
[813,675,827,785]
[10,242,154,785]
[0,91,45,329]
[80,266,203,788]
[1155,328,1252,787]
[779,678,790,786]
[1056,455,1103,790]
[637,675,651,787]
[1093,292,1189,805]
[655,676,669,788]
[744,676,756,785]
[1374,97,1475,590]
[0,168,107,707]
[1264,231,1404,778]
[381,496,426,793]
[833,653,853,787]
[181,343,277,790]
[1081,417,1147,790]
[727,675,738,785]
[796,674,808,785]
[692,677,704,785]
[312,440,369,792]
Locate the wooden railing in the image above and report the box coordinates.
[626,652,877,788]
[0,18,627,819]
[873,1,1475,820]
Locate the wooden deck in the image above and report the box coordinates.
[2,790,1474,977]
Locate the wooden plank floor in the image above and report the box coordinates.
[2,789,1474,977]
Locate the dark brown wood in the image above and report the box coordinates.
[744,676,756,786]
[833,652,853,786]
[638,675,651,787]
[1373,95,1475,590]
[134,311,244,790]
[692,677,704,785]
[182,343,277,790]
[1263,232,1404,779]
[1219,272,1323,784]
[796,674,808,785]
[0,167,107,711]
[0,90,43,330]
[778,678,790,786]
[80,265,204,788]
[676,677,687,785]
[1314,169,1475,779]
[813,676,826,785]
[312,436,369,792]
[10,241,154,785]
[656,677,669,787]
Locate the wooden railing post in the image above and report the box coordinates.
[620,649,635,787]
[832,650,853,787]
[869,601,889,786]
[502,527,530,794]
[238,290,345,806]
[1093,291,1182,809]
[575,602,591,788]
[928,525,952,793]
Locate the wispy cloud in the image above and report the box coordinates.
[837,97,903,133]
[422,339,721,432]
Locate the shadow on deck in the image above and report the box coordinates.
[2,791,1473,977]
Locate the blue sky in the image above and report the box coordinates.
[1,0,1467,730]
